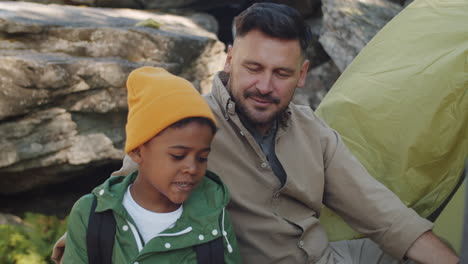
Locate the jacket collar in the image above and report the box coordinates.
[93,171,137,215]
[211,71,235,119]
[91,171,232,252]
[92,171,229,218]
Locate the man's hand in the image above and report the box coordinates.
[51,232,67,264]
[406,230,459,263]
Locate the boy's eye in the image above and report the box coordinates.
[198,157,208,163]
[171,154,185,160]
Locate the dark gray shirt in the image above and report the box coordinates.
[239,117,287,187]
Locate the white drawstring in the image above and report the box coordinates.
[127,220,143,252]
[127,223,192,252]
[157,226,193,237]
[127,211,232,254]
[221,207,233,253]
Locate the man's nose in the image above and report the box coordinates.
[255,73,273,94]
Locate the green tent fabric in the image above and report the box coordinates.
[315,0,468,243]
[432,179,465,253]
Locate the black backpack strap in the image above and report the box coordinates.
[194,236,225,264]
[194,209,226,264]
[87,196,116,264]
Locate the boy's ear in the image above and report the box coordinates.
[128,146,143,164]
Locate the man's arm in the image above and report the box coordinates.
[320,127,458,260]
[406,230,459,264]
[51,233,66,264]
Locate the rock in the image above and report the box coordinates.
[403,0,414,7]
[0,2,224,94]
[270,0,321,17]
[319,0,402,72]
[305,14,332,68]
[293,60,341,109]
[386,0,406,6]
[0,213,24,226]
[0,108,76,169]
[0,2,225,194]
[0,107,124,194]
[1,0,240,9]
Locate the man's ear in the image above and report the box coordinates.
[297,59,310,88]
[223,45,233,73]
[128,146,143,165]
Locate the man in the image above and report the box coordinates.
[54,3,459,263]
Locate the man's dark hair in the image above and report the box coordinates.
[233,3,312,54]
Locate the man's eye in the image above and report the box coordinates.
[198,157,208,163]
[276,72,291,78]
[246,66,261,73]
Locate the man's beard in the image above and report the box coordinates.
[230,88,285,127]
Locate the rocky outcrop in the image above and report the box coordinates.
[270,0,321,17]
[0,0,406,200]
[319,0,402,71]
[0,108,123,194]
[0,2,226,194]
[293,60,341,109]
[2,0,241,9]
[2,0,321,13]
[295,0,402,107]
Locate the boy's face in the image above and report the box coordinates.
[129,122,214,213]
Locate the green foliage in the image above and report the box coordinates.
[135,18,162,29]
[0,213,68,264]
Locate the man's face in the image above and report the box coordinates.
[224,29,309,133]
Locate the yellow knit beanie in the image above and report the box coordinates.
[125,66,216,153]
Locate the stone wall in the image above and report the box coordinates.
[0,0,405,215]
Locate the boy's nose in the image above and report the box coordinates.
[183,160,197,175]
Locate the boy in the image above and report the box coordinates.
[63,67,241,263]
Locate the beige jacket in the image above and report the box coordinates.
[116,72,433,263]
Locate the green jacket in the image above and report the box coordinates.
[63,170,242,264]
